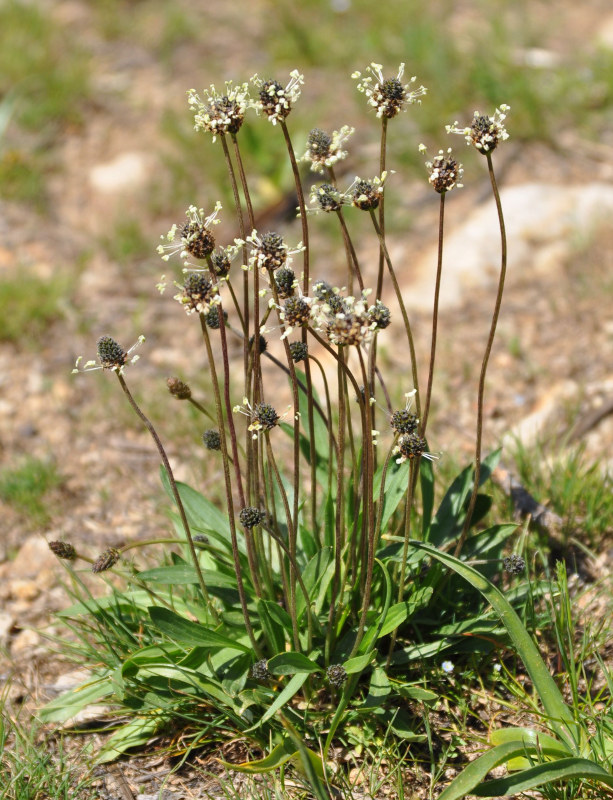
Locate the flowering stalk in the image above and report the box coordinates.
[368,210,421,419]
[115,372,216,620]
[198,315,261,652]
[456,151,507,553]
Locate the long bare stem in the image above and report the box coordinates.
[115,373,215,620]
[456,152,507,555]
[421,192,446,436]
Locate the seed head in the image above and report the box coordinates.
[180,272,218,315]
[188,81,250,142]
[424,148,464,193]
[394,432,428,463]
[249,231,288,271]
[249,334,268,354]
[48,540,76,560]
[96,336,127,370]
[310,183,344,213]
[289,341,308,363]
[251,71,304,125]
[281,296,312,332]
[302,125,354,173]
[157,203,222,266]
[446,105,510,153]
[326,664,347,687]
[239,507,266,529]
[204,305,227,329]
[202,429,222,451]
[92,547,120,574]
[368,300,391,330]
[503,554,525,575]
[167,377,192,400]
[250,658,271,681]
[352,179,380,211]
[251,402,280,431]
[210,249,231,277]
[313,280,334,300]
[390,408,418,434]
[352,63,426,119]
[74,335,145,375]
[275,267,296,298]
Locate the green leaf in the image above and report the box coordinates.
[40,673,114,724]
[96,716,160,763]
[363,666,390,708]
[268,652,322,675]
[219,739,297,773]
[254,673,309,728]
[257,599,287,654]
[374,457,410,535]
[159,467,234,542]
[408,541,582,753]
[420,456,435,537]
[490,727,572,758]
[137,565,238,588]
[343,652,374,674]
[358,559,392,654]
[472,758,613,796]
[148,607,250,653]
[295,547,333,621]
[377,601,409,638]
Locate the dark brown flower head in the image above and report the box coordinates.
[368,300,391,330]
[394,432,428,463]
[390,408,418,434]
[188,82,249,142]
[251,71,303,125]
[352,179,380,211]
[313,280,334,300]
[307,128,332,158]
[275,267,296,298]
[92,547,120,574]
[289,341,308,363]
[326,663,347,687]
[255,231,288,270]
[167,377,192,400]
[353,63,426,119]
[250,658,271,680]
[239,506,266,529]
[426,148,464,193]
[503,554,525,575]
[446,106,510,153]
[96,336,127,370]
[249,334,268,354]
[326,311,369,347]
[281,296,311,331]
[312,183,343,213]
[181,272,217,314]
[252,402,280,431]
[204,306,227,329]
[181,219,216,260]
[48,540,76,560]
[202,429,222,451]
[210,249,231,277]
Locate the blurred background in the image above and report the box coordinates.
[1,0,612,560]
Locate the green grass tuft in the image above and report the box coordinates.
[0,457,63,526]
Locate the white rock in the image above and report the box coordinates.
[407,182,613,309]
[89,152,149,193]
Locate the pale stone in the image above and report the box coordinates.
[89,152,149,194]
[597,14,613,49]
[12,536,57,579]
[10,628,41,656]
[407,182,613,310]
[9,579,40,601]
[0,612,14,642]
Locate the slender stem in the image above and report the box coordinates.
[335,208,364,292]
[349,347,376,658]
[115,373,216,619]
[421,192,446,436]
[456,153,507,555]
[369,210,421,419]
[198,316,261,652]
